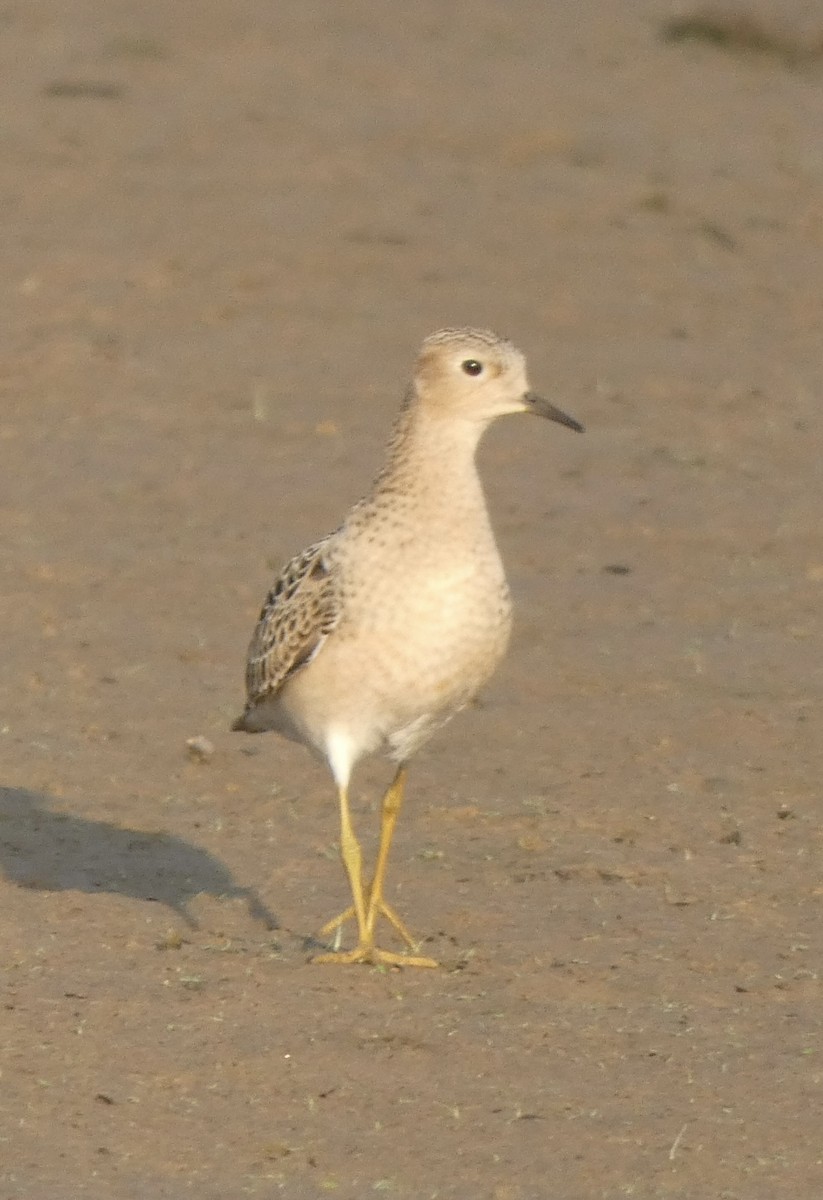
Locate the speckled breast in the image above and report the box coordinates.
[338,532,513,748]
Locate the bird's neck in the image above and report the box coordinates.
[372,394,487,504]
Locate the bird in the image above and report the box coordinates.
[232,327,583,967]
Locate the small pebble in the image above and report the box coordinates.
[186,735,215,763]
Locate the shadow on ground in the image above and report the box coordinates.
[0,786,277,930]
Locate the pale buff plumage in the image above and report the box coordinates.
[234,327,582,967]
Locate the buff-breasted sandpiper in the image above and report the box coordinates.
[233,328,583,967]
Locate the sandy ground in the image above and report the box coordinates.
[2,2,823,1197]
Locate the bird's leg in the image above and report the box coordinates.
[318,766,417,947]
[365,765,438,966]
[313,768,438,968]
[313,783,369,961]
[366,767,408,936]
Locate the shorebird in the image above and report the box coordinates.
[233,328,583,967]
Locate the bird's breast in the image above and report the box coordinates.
[338,528,513,701]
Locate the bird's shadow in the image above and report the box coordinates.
[0,786,277,931]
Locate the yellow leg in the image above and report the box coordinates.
[312,783,368,958]
[366,767,407,937]
[313,767,438,969]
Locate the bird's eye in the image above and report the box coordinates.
[461,359,483,377]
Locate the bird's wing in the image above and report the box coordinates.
[240,536,340,709]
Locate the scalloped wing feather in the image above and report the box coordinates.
[240,537,339,711]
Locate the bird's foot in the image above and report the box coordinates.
[311,943,438,969]
[319,896,419,951]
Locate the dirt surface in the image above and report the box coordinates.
[2,2,823,1197]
